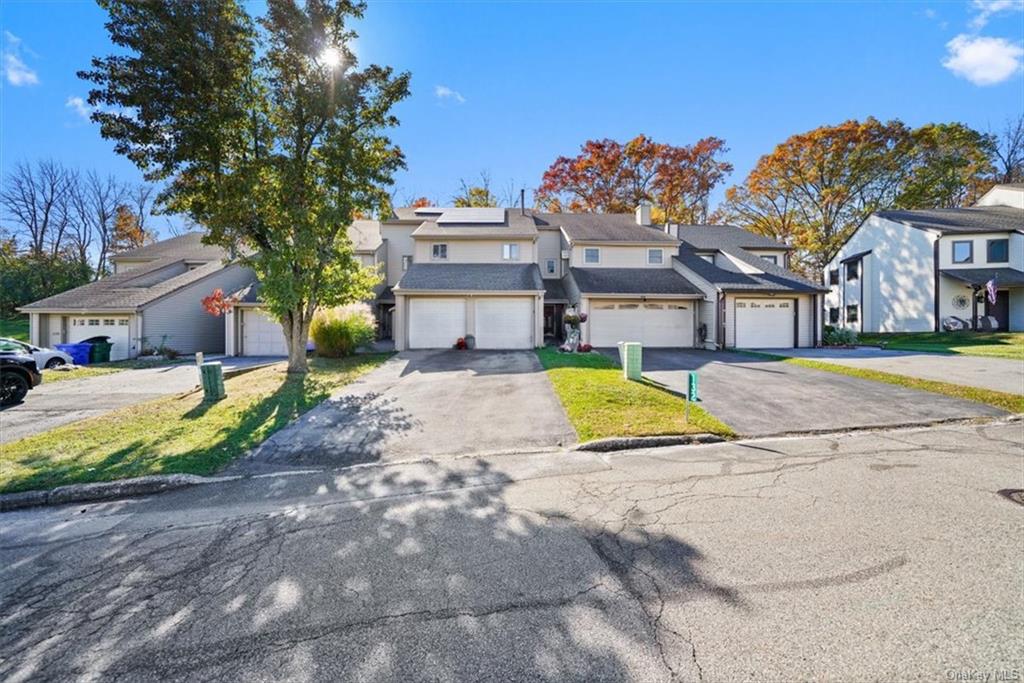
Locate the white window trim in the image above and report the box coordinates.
[431,244,448,261]
[545,259,557,275]
[502,243,520,261]
[402,255,413,271]
[761,254,778,265]
[583,247,601,265]
[647,248,664,265]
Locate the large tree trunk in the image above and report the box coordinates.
[282,308,311,374]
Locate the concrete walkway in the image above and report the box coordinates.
[761,346,1024,395]
[0,357,283,444]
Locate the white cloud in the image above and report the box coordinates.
[2,32,39,86]
[942,33,1024,85]
[65,96,92,120]
[434,85,465,104]
[968,0,1023,29]
[924,7,937,19]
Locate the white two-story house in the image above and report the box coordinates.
[825,183,1024,333]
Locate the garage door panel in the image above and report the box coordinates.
[242,310,288,356]
[475,298,533,349]
[70,316,132,361]
[409,298,466,349]
[589,300,693,348]
[734,298,794,349]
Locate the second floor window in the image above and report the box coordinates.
[846,259,860,281]
[647,249,664,265]
[546,259,556,275]
[761,254,778,265]
[987,238,1009,263]
[952,240,972,264]
[829,268,839,286]
[584,247,600,264]
[502,243,520,261]
[432,244,448,261]
[402,255,412,271]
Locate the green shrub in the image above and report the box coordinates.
[310,304,376,357]
[823,325,858,346]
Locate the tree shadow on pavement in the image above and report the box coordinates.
[0,458,743,681]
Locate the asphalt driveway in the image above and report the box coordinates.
[764,346,1024,395]
[0,357,283,444]
[232,350,576,471]
[619,348,1006,436]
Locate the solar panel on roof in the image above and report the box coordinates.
[436,207,505,224]
[413,206,446,215]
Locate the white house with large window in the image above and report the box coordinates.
[825,184,1024,333]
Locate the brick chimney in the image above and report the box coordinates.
[635,201,652,226]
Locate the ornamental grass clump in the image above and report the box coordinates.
[310,305,376,357]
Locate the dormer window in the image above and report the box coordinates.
[761,254,778,265]
[583,247,600,264]
[987,238,1009,263]
[502,243,520,261]
[431,244,448,261]
[647,248,664,265]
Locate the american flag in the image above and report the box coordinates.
[986,278,998,305]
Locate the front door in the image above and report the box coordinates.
[985,291,1010,331]
[543,304,564,341]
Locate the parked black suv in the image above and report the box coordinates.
[0,353,42,406]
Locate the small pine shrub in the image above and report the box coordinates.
[823,325,857,347]
[310,304,376,357]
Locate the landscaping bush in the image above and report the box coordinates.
[310,304,376,357]
[823,325,857,347]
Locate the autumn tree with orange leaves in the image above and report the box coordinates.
[720,117,997,277]
[535,135,732,223]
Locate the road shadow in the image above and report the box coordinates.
[0,459,744,680]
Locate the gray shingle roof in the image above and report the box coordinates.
[396,263,544,292]
[538,213,679,244]
[941,267,1024,287]
[675,249,825,293]
[676,224,789,251]
[569,267,703,296]
[20,258,229,311]
[109,232,227,262]
[875,206,1023,234]
[543,278,569,302]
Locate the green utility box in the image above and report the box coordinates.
[199,361,226,402]
[617,341,643,381]
[89,342,113,363]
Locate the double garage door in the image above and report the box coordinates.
[69,316,132,361]
[589,300,693,348]
[407,297,534,349]
[734,298,795,349]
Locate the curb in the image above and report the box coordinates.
[0,474,239,513]
[574,433,725,452]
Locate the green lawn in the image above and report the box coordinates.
[536,347,733,442]
[741,350,1024,415]
[0,315,29,342]
[0,354,391,494]
[857,331,1024,361]
[42,357,192,383]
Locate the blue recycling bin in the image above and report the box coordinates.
[55,343,92,365]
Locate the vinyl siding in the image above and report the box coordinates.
[413,239,536,264]
[141,264,255,354]
[569,244,674,268]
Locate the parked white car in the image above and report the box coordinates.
[0,337,74,369]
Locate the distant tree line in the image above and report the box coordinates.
[0,159,157,315]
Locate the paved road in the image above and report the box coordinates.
[230,350,577,473]
[2,421,1021,681]
[0,357,283,444]
[764,346,1024,395]
[620,348,1006,436]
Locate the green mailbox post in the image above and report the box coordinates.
[685,371,699,424]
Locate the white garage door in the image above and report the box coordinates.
[408,298,466,349]
[734,298,794,349]
[70,316,132,361]
[475,298,534,349]
[589,301,693,348]
[242,309,288,356]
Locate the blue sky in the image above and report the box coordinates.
[2,1,1022,236]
